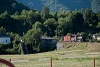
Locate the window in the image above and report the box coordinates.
[6,40,7,42]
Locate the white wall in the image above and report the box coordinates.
[0,37,11,44]
[97,37,100,41]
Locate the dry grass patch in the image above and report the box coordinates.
[85,43,100,52]
[0,42,100,67]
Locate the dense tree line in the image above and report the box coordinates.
[0,7,100,54]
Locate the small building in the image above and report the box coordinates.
[64,36,71,42]
[76,35,83,42]
[93,33,100,41]
[64,34,82,42]
[41,36,57,51]
[71,35,77,42]
[64,35,76,42]
[0,33,11,44]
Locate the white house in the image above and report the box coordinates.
[0,34,11,44]
[93,33,100,41]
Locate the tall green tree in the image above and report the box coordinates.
[41,6,50,20]
[32,21,43,29]
[43,18,58,36]
[58,17,72,35]
[84,9,98,33]
[23,28,42,53]
[72,11,84,33]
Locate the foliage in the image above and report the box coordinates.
[0,26,6,33]
[43,18,58,36]
[0,2,100,54]
[23,28,42,53]
[41,6,50,20]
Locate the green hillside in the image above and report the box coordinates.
[0,0,29,14]
[91,0,100,13]
[16,0,92,12]
[0,0,100,54]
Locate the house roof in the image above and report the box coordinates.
[0,33,10,37]
[93,34,100,37]
[41,36,56,40]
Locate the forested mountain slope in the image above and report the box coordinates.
[0,0,29,14]
[16,0,92,12]
[91,0,100,13]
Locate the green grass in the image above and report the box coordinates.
[0,42,100,67]
[85,43,100,52]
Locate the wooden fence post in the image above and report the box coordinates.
[50,58,52,67]
[9,59,11,62]
[93,58,95,67]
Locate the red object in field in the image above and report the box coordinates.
[0,58,15,67]
[64,36,71,42]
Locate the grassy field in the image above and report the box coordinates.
[0,42,100,67]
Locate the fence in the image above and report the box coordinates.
[0,58,99,67]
